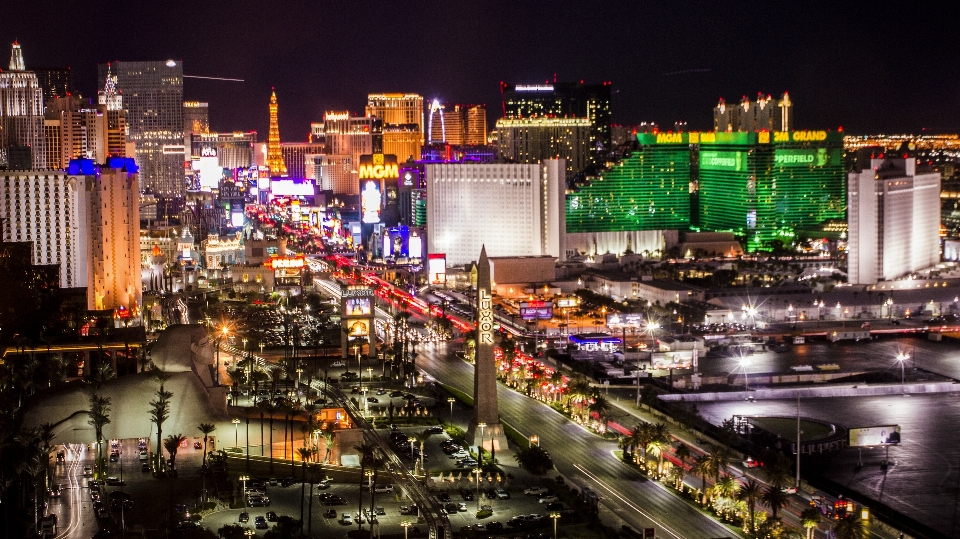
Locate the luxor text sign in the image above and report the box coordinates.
[519,300,553,321]
[478,289,494,344]
[849,425,901,447]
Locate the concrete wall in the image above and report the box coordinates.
[659,381,960,402]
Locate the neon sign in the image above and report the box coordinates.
[478,289,494,344]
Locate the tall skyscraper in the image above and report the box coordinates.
[697,130,844,251]
[98,60,184,196]
[0,42,47,169]
[848,155,940,285]
[33,67,74,102]
[280,142,325,178]
[190,132,257,170]
[322,112,382,195]
[500,81,611,161]
[495,117,590,179]
[266,89,287,175]
[183,101,210,148]
[428,101,487,146]
[96,68,130,159]
[43,96,109,169]
[87,158,141,313]
[426,160,565,265]
[366,93,423,161]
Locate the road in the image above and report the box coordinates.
[414,340,744,539]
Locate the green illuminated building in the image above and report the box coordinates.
[697,130,845,251]
[566,132,691,233]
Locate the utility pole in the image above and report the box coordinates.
[796,394,801,488]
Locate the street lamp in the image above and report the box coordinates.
[896,351,910,396]
[477,422,487,462]
[239,475,249,507]
[447,397,455,424]
[550,511,561,539]
[232,418,240,448]
[473,468,483,511]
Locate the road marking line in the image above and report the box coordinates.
[574,463,687,539]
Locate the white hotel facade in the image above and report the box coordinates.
[426,160,565,266]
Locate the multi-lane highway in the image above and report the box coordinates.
[413,340,744,539]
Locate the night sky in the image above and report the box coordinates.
[4,1,959,138]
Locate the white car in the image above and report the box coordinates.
[524,487,549,496]
[331,361,346,368]
[450,450,470,459]
[139,450,148,461]
[538,495,559,504]
[781,486,798,494]
[374,484,394,493]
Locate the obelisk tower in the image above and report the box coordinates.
[469,246,509,451]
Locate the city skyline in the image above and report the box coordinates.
[4,1,960,139]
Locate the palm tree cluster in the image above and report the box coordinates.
[148,373,174,474]
[621,422,673,476]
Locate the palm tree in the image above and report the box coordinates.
[297,447,312,526]
[198,423,216,467]
[588,396,611,430]
[259,400,277,469]
[353,441,378,530]
[714,474,741,500]
[632,423,654,465]
[148,384,173,473]
[763,485,790,520]
[87,393,112,478]
[693,454,713,504]
[739,479,763,533]
[163,433,186,471]
[800,507,821,539]
[832,517,866,539]
[674,443,691,489]
[411,429,430,473]
[549,370,563,402]
[646,437,669,477]
[706,444,731,484]
[566,376,593,420]
[37,422,56,489]
[764,461,794,489]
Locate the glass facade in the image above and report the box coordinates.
[566,133,691,233]
[697,131,845,251]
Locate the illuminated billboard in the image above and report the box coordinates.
[345,297,372,317]
[359,153,399,181]
[520,300,553,321]
[346,319,370,337]
[409,234,423,258]
[270,178,315,197]
[264,256,307,270]
[606,313,644,327]
[360,180,382,223]
[700,151,746,171]
[849,425,901,447]
[428,254,446,285]
[556,298,578,308]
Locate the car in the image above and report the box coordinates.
[96,506,111,519]
[742,457,761,468]
[339,512,352,525]
[538,495,559,504]
[781,486,798,494]
[254,516,268,529]
[524,486,549,496]
[317,479,331,490]
[141,463,150,472]
[139,450,148,461]
[485,488,497,499]
[456,458,478,468]
[105,476,126,486]
[374,484,394,493]
[109,452,119,463]
[238,512,250,523]
[193,441,203,449]
[495,488,510,500]
[367,397,379,403]
[376,388,387,395]
[341,371,358,379]
[137,439,147,450]
[331,361,346,368]
[460,488,474,501]
[323,495,346,505]
[451,450,470,459]
[174,504,190,521]
[399,505,418,515]
[47,485,62,498]
[266,511,278,522]
[457,502,468,512]
[485,521,504,531]
[389,390,404,397]
[425,425,444,434]
[376,507,386,515]
[248,495,270,507]
[312,398,328,405]
[323,509,337,519]
[545,502,564,511]
[438,492,451,502]
[444,502,459,514]
[82,465,93,476]
[268,478,278,486]
[279,477,297,487]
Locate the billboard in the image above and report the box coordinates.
[270,178,315,197]
[345,297,372,317]
[606,313,644,327]
[700,151,746,171]
[428,254,446,285]
[556,297,578,308]
[360,180,382,223]
[346,319,370,337]
[849,425,901,447]
[520,300,553,321]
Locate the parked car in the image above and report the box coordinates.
[323,509,336,519]
[238,512,250,523]
[425,425,444,434]
[374,484,394,493]
[138,450,148,461]
[460,488,474,501]
[495,488,510,500]
[339,513,352,525]
[538,495,559,504]
[524,486,549,496]
[254,516,268,530]
[279,477,297,487]
[485,521,504,531]
[141,463,150,472]
[331,361,346,368]
[438,492,451,502]
[545,502,564,511]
